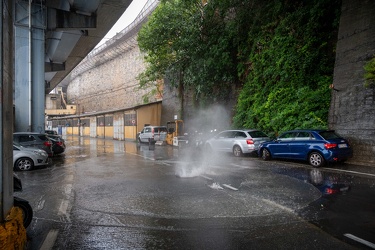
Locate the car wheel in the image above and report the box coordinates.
[13,197,33,228]
[308,152,325,168]
[261,148,271,161]
[14,157,34,171]
[233,145,243,157]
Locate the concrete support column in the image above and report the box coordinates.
[1,0,14,224]
[14,1,46,132]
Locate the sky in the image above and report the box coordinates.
[96,0,148,47]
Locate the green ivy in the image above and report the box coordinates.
[233,0,341,135]
[364,56,375,88]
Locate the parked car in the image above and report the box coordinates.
[138,126,168,143]
[13,144,49,171]
[258,129,353,167]
[205,129,270,157]
[13,132,53,157]
[45,129,58,135]
[47,134,66,155]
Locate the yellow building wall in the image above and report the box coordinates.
[72,127,79,135]
[137,102,162,132]
[105,127,113,139]
[66,127,73,135]
[83,127,90,137]
[125,126,138,140]
[97,127,105,138]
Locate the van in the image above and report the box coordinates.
[138,126,168,143]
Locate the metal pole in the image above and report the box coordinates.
[0,0,4,221]
[28,0,32,131]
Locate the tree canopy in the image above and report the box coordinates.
[137,0,341,135]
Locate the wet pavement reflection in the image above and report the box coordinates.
[17,136,375,249]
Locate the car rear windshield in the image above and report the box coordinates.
[38,135,49,141]
[248,130,268,138]
[319,131,341,140]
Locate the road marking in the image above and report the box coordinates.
[40,229,59,250]
[58,199,71,222]
[126,151,155,161]
[65,184,72,196]
[322,168,375,178]
[200,175,213,180]
[261,198,294,213]
[344,233,375,249]
[37,199,45,211]
[222,184,239,191]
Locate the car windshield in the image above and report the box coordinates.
[248,130,268,138]
[319,131,341,140]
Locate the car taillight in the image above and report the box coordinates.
[56,141,63,146]
[324,143,337,149]
[246,139,254,144]
[44,141,52,147]
[324,188,338,195]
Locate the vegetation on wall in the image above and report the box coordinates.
[364,56,375,88]
[137,0,341,135]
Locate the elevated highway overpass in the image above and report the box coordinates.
[14,0,135,132]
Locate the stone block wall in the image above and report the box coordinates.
[67,43,157,113]
[329,0,375,165]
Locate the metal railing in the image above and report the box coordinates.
[72,0,159,78]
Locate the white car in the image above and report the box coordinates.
[13,144,49,171]
[205,129,270,157]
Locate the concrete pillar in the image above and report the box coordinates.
[1,0,14,222]
[14,1,46,132]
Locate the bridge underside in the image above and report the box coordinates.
[14,0,132,132]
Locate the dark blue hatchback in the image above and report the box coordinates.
[258,129,353,167]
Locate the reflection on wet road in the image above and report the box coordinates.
[16,136,375,249]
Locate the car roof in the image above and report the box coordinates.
[13,132,47,135]
[282,129,332,133]
[219,129,262,132]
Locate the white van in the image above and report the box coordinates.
[138,126,168,143]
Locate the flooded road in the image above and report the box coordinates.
[15,136,375,249]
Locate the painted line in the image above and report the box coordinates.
[58,200,69,216]
[65,184,73,196]
[261,198,294,213]
[200,175,213,181]
[126,151,155,161]
[39,229,59,250]
[322,168,375,178]
[37,199,45,211]
[223,184,238,191]
[344,234,375,249]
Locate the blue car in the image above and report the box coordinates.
[258,129,353,167]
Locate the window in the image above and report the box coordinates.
[125,113,137,126]
[234,132,247,138]
[217,131,235,139]
[19,135,35,143]
[105,116,113,126]
[279,132,296,141]
[248,130,268,138]
[295,132,311,140]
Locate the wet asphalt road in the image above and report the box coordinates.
[14,136,375,249]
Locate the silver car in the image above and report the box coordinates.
[205,129,270,157]
[13,144,49,171]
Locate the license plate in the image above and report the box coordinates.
[338,143,347,148]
